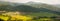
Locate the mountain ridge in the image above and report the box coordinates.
[0,1,60,15]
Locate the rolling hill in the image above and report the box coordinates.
[0,1,60,17]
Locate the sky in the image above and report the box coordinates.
[0,0,60,4]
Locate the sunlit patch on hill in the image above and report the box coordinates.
[0,11,32,21]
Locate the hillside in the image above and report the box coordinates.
[25,2,60,12]
[53,4,60,8]
[0,1,60,17]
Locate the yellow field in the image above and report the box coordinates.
[0,12,32,21]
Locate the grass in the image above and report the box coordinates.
[25,12,58,17]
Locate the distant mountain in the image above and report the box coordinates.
[0,1,60,16]
[53,4,60,8]
[25,2,60,12]
[0,1,24,6]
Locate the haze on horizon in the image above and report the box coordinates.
[0,0,60,4]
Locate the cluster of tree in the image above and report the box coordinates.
[33,16,60,21]
[32,16,57,20]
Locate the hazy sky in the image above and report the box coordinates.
[0,0,60,4]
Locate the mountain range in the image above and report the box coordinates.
[0,1,60,16]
